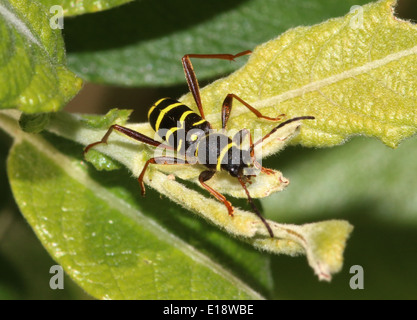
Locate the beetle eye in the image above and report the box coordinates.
[228,166,239,177]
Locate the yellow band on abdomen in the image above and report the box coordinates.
[216,142,235,171]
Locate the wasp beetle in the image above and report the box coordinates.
[84,51,314,237]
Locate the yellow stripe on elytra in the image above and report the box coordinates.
[216,142,235,171]
[165,110,196,141]
[195,143,199,157]
[165,127,178,142]
[193,119,206,126]
[155,102,183,132]
[176,139,183,152]
[180,110,194,123]
[148,97,166,119]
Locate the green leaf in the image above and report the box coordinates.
[0,206,90,299]
[76,108,133,171]
[81,108,133,129]
[1,111,270,299]
[83,149,122,171]
[0,0,82,113]
[7,143,263,299]
[64,0,370,86]
[38,0,134,17]
[179,0,417,148]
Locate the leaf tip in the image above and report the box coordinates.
[301,220,354,281]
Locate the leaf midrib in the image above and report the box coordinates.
[0,2,41,47]
[205,44,417,123]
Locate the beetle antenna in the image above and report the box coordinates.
[250,116,315,154]
[237,176,274,237]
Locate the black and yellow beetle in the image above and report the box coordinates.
[84,51,314,237]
